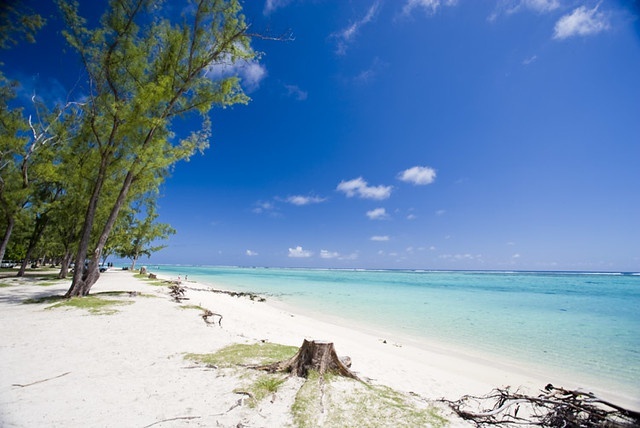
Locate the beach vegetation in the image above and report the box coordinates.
[133,272,166,286]
[236,374,288,408]
[45,295,134,315]
[292,371,448,428]
[185,342,299,368]
[53,0,257,297]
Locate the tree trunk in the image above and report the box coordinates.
[259,339,359,380]
[0,215,14,264]
[66,168,136,297]
[66,151,111,297]
[17,214,49,277]
[58,249,73,279]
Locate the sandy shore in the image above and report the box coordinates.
[1,269,637,427]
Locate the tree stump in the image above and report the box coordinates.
[259,339,359,380]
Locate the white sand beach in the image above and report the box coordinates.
[1,269,637,427]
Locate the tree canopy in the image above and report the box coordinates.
[0,0,258,295]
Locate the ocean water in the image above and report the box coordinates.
[151,265,640,398]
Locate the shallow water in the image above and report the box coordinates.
[151,265,640,399]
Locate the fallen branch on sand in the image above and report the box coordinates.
[168,284,188,302]
[201,309,223,326]
[142,416,201,427]
[440,384,640,427]
[12,371,71,388]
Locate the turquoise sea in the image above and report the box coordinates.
[151,266,640,399]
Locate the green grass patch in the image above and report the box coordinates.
[133,272,167,286]
[292,372,448,428]
[185,342,298,368]
[235,374,288,408]
[180,304,207,311]
[45,295,134,315]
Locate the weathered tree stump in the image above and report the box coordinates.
[258,339,359,380]
[148,273,157,279]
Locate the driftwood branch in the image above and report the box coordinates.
[142,416,201,428]
[440,384,640,427]
[201,309,223,326]
[168,284,187,302]
[12,371,71,388]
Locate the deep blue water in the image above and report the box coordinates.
[151,266,640,398]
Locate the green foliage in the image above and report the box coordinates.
[111,198,175,269]
[185,342,298,368]
[0,3,46,48]
[52,0,258,295]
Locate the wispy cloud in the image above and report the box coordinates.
[371,235,390,241]
[246,249,259,256]
[489,0,560,21]
[522,55,538,65]
[337,177,393,200]
[332,1,381,55]
[285,195,327,206]
[398,166,437,185]
[402,0,458,16]
[253,201,278,216]
[353,57,387,85]
[264,0,293,15]
[366,207,389,220]
[553,5,610,40]
[284,84,308,101]
[320,250,340,259]
[439,253,483,261]
[288,246,313,258]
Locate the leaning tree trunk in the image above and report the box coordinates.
[66,168,136,297]
[259,339,359,380]
[58,249,73,279]
[0,215,14,264]
[17,214,49,277]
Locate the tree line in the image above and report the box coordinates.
[0,0,256,296]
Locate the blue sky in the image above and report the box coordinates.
[5,0,640,271]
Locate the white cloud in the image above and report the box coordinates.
[522,55,538,65]
[284,84,308,101]
[440,253,483,261]
[337,177,392,200]
[435,209,446,216]
[206,57,267,92]
[371,235,390,241]
[512,253,521,258]
[246,250,259,256]
[489,0,559,21]
[398,166,437,185]
[333,1,381,55]
[264,0,293,15]
[407,213,417,220]
[253,201,275,214]
[554,5,610,40]
[402,0,458,16]
[320,250,340,259]
[288,246,313,258]
[366,207,389,220]
[286,195,326,206]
